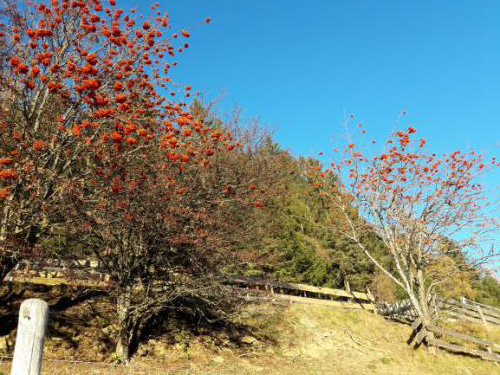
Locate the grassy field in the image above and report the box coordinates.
[2,297,500,375]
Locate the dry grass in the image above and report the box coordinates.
[2,299,500,374]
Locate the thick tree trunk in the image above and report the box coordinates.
[116,286,132,362]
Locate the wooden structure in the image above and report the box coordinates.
[441,297,500,326]
[377,299,419,322]
[378,296,500,327]
[11,299,49,375]
[6,259,110,288]
[408,317,500,362]
[225,275,376,311]
[7,262,376,311]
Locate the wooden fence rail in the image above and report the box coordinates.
[440,298,500,326]
[6,259,110,288]
[379,296,500,327]
[408,317,500,362]
[6,265,500,367]
[225,275,374,301]
[6,261,377,311]
[230,285,376,311]
[377,299,419,321]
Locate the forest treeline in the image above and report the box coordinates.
[43,100,500,307]
[200,105,500,305]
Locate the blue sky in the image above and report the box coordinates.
[128,0,500,158]
[123,0,500,270]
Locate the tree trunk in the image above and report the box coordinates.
[415,270,433,325]
[116,286,132,362]
[402,273,434,328]
[0,252,17,287]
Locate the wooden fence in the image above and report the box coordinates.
[379,296,500,327]
[377,299,419,322]
[441,297,500,326]
[9,261,500,324]
[224,275,376,311]
[6,259,110,288]
[6,261,376,312]
[6,262,500,369]
[408,317,500,362]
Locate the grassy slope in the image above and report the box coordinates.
[182,303,498,375]
[1,294,499,374]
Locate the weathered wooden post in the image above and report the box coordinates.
[476,305,487,325]
[11,299,49,375]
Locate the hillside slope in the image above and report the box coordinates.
[1,293,499,374]
[184,303,499,375]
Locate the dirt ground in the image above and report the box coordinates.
[1,286,499,374]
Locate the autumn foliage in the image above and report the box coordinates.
[309,123,498,323]
[2,0,500,364]
[0,0,243,360]
[0,0,232,274]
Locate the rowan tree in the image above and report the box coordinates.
[60,102,295,361]
[0,0,210,284]
[311,125,499,324]
[64,144,227,360]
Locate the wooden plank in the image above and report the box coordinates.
[427,338,500,362]
[411,317,423,331]
[445,299,500,320]
[472,306,500,321]
[444,305,486,321]
[13,276,108,288]
[288,282,370,301]
[443,300,478,314]
[229,286,353,308]
[378,299,414,315]
[441,303,500,325]
[226,276,371,301]
[476,306,487,325]
[480,309,500,321]
[461,298,500,315]
[441,301,500,323]
[366,288,375,303]
[469,302,500,314]
[407,318,423,346]
[442,310,488,325]
[271,293,376,310]
[413,327,427,346]
[426,325,500,351]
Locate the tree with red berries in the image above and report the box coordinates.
[63,134,233,360]
[311,125,498,325]
[0,0,212,284]
[61,104,289,360]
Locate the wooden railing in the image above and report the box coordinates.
[6,259,110,288]
[7,261,376,311]
[379,296,500,327]
[408,317,500,362]
[225,275,376,311]
[377,299,419,321]
[441,297,500,326]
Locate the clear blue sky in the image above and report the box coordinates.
[124,0,500,158]
[124,0,500,271]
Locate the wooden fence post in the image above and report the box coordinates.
[476,305,487,325]
[11,299,49,375]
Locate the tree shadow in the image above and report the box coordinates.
[129,295,280,357]
[0,284,108,344]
